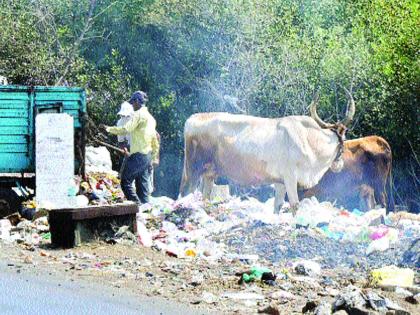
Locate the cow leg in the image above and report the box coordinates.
[179,167,201,197]
[179,138,202,197]
[274,183,286,214]
[284,175,299,208]
[201,164,216,199]
[373,181,387,208]
[202,175,215,200]
[179,171,189,197]
[359,184,376,211]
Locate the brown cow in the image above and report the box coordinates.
[303,136,394,212]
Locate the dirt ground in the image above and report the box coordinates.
[0,240,418,314]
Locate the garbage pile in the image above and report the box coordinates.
[1,187,419,314]
[0,216,50,246]
[300,285,418,315]
[135,193,420,270]
[17,172,125,218]
[76,172,125,206]
[85,146,116,174]
[78,146,125,205]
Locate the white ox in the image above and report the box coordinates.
[179,89,355,213]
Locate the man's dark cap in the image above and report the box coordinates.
[129,91,148,105]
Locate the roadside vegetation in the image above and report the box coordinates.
[1,0,418,211]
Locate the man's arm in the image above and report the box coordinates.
[107,114,145,135]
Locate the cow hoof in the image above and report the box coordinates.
[282,205,299,216]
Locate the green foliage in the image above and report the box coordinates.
[84,50,133,125]
[0,0,418,209]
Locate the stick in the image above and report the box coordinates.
[92,137,125,155]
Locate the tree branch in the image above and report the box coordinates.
[55,0,97,86]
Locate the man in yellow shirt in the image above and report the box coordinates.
[105,91,159,204]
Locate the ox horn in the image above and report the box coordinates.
[309,92,335,129]
[340,86,355,126]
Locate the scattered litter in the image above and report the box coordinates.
[313,301,332,315]
[1,173,419,315]
[270,290,296,301]
[222,292,265,300]
[293,260,321,277]
[366,237,390,255]
[395,287,413,298]
[332,285,411,314]
[200,291,217,304]
[137,218,153,247]
[332,286,369,313]
[370,265,414,287]
[85,146,114,174]
[239,266,276,284]
[0,219,12,240]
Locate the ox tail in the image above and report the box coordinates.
[179,136,200,197]
[386,167,395,213]
[179,135,191,197]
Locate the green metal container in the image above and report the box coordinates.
[0,85,86,175]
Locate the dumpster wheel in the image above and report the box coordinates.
[0,188,21,218]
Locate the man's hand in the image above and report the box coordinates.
[99,124,110,132]
[123,147,130,157]
[152,159,159,167]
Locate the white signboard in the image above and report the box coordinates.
[36,114,76,209]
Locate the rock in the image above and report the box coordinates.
[349,307,374,315]
[395,287,413,298]
[114,225,136,241]
[258,303,280,315]
[314,301,332,315]
[302,300,318,313]
[321,276,335,286]
[332,285,367,313]
[294,260,322,276]
[189,273,204,286]
[270,290,296,301]
[264,279,277,286]
[326,288,340,297]
[405,293,419,305]
[293,276,321,288]
[23,256,33,264]
[365,291,387,312]
[279,282,293,291]
[222,292,265,300]
[384,298,409,313]
[368,214,386,226]
[201,291,217,304]
[226,253,259,264]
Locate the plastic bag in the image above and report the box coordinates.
[370,265,414,287]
